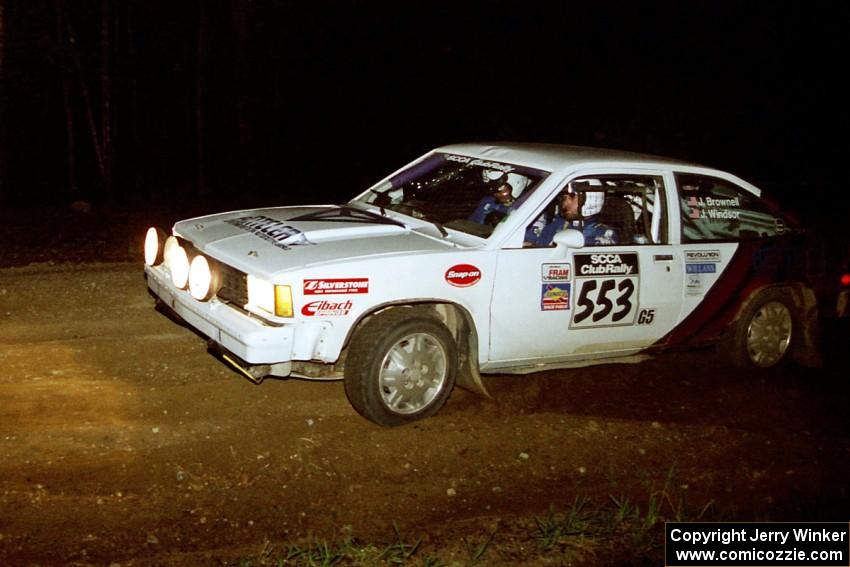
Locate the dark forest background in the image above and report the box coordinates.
[0,1,848,225]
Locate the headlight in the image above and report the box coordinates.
[169,242,190,289]
[247,275,274,313]
[247,275,293,318]
[189,255,220,301]
[144,227,166,266]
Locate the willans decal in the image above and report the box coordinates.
[445,264,481,287]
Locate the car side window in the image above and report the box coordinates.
[676,173,787,242]
[523,174,667,247]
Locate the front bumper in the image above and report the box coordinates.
[145,265,295,366]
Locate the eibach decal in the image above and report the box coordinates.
[542,263,571,283]
[304,278,369,295]
[301,300,352,317]
[570,253,639,329]
[445,264,481,287]
[225,215,313,250]
[541,283,571,311]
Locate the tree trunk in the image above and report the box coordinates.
[0,0,7,204]
[232,0,250,190]
[100,0,113,201]
[56,0,78,200]
[125,2,140,202]
[196,0,207,197]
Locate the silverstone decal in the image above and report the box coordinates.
[301,300,352,317]
[541,283,570,311]
[226,215,313,249]
[542,263,571,283]
[686,196,741,221]
[303,278,369,295]
[445,264,481,287]
[571,253,639,328]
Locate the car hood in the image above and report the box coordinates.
[173,205,456,278]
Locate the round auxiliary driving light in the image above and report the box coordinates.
[144,227,165,266]
[189,255,217,300]
[169,243,190,289]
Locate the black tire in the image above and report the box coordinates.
[344,309,457,426]
[724,287,798,369]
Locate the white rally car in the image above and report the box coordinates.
[144,143,838,426]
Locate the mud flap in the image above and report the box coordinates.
[793,287,823,368]
[455,328,492,399]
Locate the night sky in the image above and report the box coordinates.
[1,1,848,225]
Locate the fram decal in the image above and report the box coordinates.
[541,283,570,311]
[304,278,369,295]
[445,264,481,287]
[301,300,352,317]
[225,215,313,249]
[542,263,571,283]
[685,250,720,263]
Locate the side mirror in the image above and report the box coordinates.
[553,228,585,249]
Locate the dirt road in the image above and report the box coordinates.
[1,262,848,565]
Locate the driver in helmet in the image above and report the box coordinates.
[469,172,516,226]
[525,186,619,246]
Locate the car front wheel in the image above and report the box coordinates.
[344,309,457,426]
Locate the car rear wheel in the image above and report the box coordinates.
[726,288,797,369]
[344,309,457,426]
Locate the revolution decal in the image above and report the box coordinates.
[304,278,369,295]
[445,264,481,287]
[685,250,721,263]
[542,263,571,283]
[226,215,313,250]
[301,300,352,317]
[571,253,640,328]
[541,283,570,311]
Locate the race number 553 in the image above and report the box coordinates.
[571,277,638,328]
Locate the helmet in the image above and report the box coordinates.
[482,169,508,185]
[559,186,605,218]
[582,191,605,217]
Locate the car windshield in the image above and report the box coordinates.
[351,152,548,238]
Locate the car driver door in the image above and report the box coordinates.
[487,170,684,368]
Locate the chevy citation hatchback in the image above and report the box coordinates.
[143,143,843,426]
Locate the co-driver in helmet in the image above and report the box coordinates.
[469,172,516,226]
